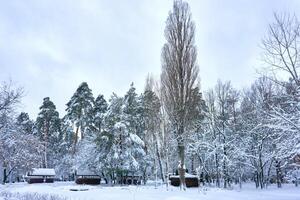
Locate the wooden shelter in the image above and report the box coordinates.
[120,174,142,185]
[25,168,56,184]
[75,170,101,185]
[169,173,199,187]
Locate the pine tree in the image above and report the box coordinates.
[101,92,145,182]
[94,94,108,134]
[123,83,141,136]
[122,84,146,175]
[65,82,95,151]
[36,97,61,168]
[55,116,76,180]
[16,112,34,135]
[142,88,163,183]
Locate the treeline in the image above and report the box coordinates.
[1,0,300,189]
[0,80,172,185]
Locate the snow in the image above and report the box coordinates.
[114,122,126,129]
[1,182,300,200]
[170,173,197,178]
[130,133,145,146]
[29,168,56,176]
[76,169,98,176]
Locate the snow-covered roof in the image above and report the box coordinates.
[169,173,198,179]
[126,172,143,177]
[30,168,56,176]
[76,169,99,176]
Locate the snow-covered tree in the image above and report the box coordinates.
[65,82,94,151]
[160,0,201,189]
[123,83,144,137]
[142,86,163,182]
[93,94,108,134]
[258,12,300,188]
[0,81,42,184]
[1,118,43,183]
[55,117,76,180]
[36,97,61,168]
[98,92,146,183]
[16,112,34,135]
[188,81,241,188]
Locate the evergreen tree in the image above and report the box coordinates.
[16,112,34,135]
[36,97,61,168]
[94,94,108,134]
[100,93,145,182]
[55,116,76,180]
[123,83,141,136]
[65,82,95,150]
[122,84,146,175]
[142,88,163,182]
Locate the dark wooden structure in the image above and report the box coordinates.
[169,173,199,187]
[26,168,56,184]
[120,175,142,185]
[75,170,101,185]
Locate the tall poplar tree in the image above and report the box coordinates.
[161,0,200,190]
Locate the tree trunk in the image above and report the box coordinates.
[143,168,147,185]
[191,155,194,174]
[154,157,157,188]
[163,120,170,190]
[43,144,48,168]
[165,156,169,190]
[223,145,228,188]
[154,134,165,183]
[178,143,186,190]
[266,160,273,188]
[254,171,259,188]
[3,167,15,184]
[215,152,220,187]
[275,160,282,188]
[44,120,49,168]
[157,148,164,183]
[2,168,6,184]
[258,152,264,189]
[73,126,79,154]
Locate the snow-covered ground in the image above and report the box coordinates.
[1,182,300,200]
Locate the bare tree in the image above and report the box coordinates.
[261,14,300,188]
[0,81,23,130]
[161,0,200,190]
[262,13,300,86]
[0,80,24,183]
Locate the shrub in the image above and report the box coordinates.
[0,192,68,200]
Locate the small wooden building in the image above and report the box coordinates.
[26,168,56,184]
[120,174,142,185]
[169,173,199,187]
[75,170,101,185]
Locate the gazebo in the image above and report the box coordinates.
[120,173,142,185]
[25,168,56,184]
[75,169,101,185]
[169,173,199,187]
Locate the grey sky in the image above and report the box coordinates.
[0,0,299,118]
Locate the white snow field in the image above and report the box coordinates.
[0,182,300,200]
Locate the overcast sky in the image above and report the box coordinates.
[1,0,300,118]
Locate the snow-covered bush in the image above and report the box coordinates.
[0,192,68,200]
